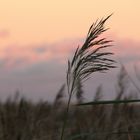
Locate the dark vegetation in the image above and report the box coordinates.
[0,15,140,140]
[0,67,140,140]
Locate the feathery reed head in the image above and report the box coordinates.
[67,15,116,96]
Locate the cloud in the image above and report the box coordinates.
[111,37,140,66]
[0,29,10,39]
[0,34,140,100]
[0,34,140,71]
[33,46,47,53]
[0,38,82,70]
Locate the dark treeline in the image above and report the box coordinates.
[0,67,140,140]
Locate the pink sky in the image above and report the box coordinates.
[0,0,140,100]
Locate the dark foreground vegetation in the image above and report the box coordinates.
[0,67,140,140]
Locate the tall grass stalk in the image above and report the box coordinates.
[60,15,116,140]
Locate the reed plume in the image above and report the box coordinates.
[60,14,116,140]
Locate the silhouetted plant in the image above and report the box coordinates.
[60,14,116,140]
[54,84,65,107]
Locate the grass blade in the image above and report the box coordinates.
[77,99,140,106]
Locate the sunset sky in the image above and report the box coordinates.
[0,0,140,101]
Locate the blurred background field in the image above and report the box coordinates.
[0,67,140,140]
